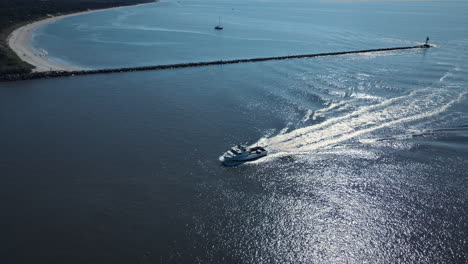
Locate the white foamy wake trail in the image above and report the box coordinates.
[439,64,460,82]
[440,73,453,82]
[254,88,466,162]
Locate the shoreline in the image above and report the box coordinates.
[7,2,155,73]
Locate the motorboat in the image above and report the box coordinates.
[220,145,267,165]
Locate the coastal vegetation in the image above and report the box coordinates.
[0,0,155,75]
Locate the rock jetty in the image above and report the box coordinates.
[0,45,431,82]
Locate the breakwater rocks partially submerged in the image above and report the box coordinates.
[0,45,431,82]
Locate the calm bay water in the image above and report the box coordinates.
[1,0,468,263]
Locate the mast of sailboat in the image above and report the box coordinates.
[214,16,223,30]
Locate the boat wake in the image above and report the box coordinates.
[251,86,466,163]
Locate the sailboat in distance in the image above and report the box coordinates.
[214,16,223,30]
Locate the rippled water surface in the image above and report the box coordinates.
[1,0,468,263]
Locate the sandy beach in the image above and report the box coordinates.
[7,2,154,72]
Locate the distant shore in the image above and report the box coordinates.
[7,2,155,73]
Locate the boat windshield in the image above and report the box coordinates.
[229,145,249,155]
[231,148,239,154]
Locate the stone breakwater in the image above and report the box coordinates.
[0,45,431,82]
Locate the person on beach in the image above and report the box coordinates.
[425,37,429,45]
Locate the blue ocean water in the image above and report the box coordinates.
[1,0,468,263]
[31,0,466,68]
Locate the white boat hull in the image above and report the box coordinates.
[222,151,267,162]
[220,146,268,165]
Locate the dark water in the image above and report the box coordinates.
[1,0,468,263]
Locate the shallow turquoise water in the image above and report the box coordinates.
[1,0,468,263]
